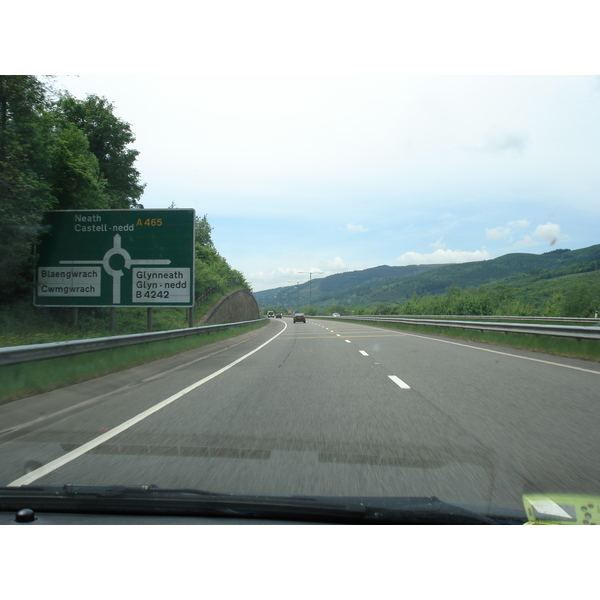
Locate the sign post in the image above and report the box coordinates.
[34,209,195,308]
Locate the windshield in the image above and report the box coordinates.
[2,18,599,533]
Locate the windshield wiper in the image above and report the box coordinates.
[0,485,497,524]
[60,484,219,498]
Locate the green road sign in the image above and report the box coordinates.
[34,209,195,307]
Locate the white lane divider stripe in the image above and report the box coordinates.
[359,351,369,356]
[388,375,411,389]
[345,340,351,343]
[8,321,290,487]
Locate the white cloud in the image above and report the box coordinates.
[345,223,368,233]
[248,266,303,288]
[397,247,490,266]
[320,256,347,271]
[514,235,539,248]
[514,222,568,248]
[485,226,512,240]
[486,219,530,241]
[430,237,446,249]
[532,222,563,243]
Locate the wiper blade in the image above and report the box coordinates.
[0,486,496,523]
[60,484,219,498]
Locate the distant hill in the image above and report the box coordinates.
[255,244,600,309]
[255,264,440,308]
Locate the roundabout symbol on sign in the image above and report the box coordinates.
[59,234,171,303]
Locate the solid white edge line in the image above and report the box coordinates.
[399,330,600,375]
[0,331,262,438]
[8,320,288,487]
[388,375,411,389]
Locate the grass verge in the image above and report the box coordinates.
[338,319,600,362]
[1,320,268,404]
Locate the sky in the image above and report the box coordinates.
[7,2,600,292]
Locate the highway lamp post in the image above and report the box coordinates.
[298,271,323,312]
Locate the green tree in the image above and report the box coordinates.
[48,120,111,209]
[55,93,145,208]
[0,76,55,302]
[544,293,563,317]
[195,213,216,251]
[561,283,595,317]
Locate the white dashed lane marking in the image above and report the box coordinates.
[388,375,411,389]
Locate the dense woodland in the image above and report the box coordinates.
[0,75,249,306]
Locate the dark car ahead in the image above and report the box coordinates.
[276,313,282,319]
[293,312,306,323]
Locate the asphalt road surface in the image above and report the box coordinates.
[1,317,599,513]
